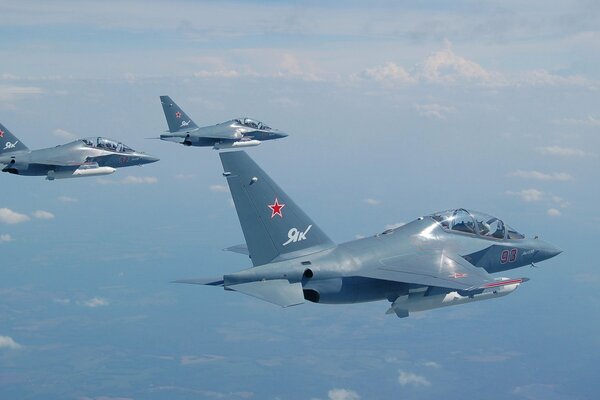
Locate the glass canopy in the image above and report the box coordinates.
[429,208,524,240]
[81,137,135,153]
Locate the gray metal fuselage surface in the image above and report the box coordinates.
[0,134,159,180]
[158,95,288,149]
[180,151,562,318]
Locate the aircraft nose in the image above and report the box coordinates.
[273,130,288,139]
[534,241,563,262]
[142,154,160,164]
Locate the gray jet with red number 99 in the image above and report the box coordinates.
[177,151,562,319]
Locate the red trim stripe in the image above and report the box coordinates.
[483,279,523,288]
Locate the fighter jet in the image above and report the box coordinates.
[177,151,562,318]
[159,96,288,149]
[0,123,159,180]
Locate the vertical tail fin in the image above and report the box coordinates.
[159,95,199,133]
[0,123,28,155]
[220,151,335,267]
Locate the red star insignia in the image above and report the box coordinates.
[175,111,182,118]
[0,129,4,138]
[268,197,285,218]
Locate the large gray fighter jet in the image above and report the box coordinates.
[0,123,159,180]
[159,96,288,149]
[178,151,562,318]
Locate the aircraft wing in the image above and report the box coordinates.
[357,251,519,291]
[223,243,249,255]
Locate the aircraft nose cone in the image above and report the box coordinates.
[273,131,288,139]
[142,154,160,164]
[535,241,563,262]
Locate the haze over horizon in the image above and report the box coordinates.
[1,1,598,399]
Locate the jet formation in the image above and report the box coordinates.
[0,123,158,180]
[176,151,562,318]
[158,96,288,149]
[1,99,561,318]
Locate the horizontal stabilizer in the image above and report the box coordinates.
[173,277,224,286]
[223,243,249,255]
[227,279,305,307]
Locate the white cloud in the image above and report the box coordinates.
[0,85,43,101]
[536,146,592,157]
[0,208,30,224]
[209,184,228,193]
[174,173,195,180]
[82,297,109,308]
[32,210,55,220]
[466,351,520,363]
[421,44,492,84]
[363,62,415,84]
[98,176,158,185]
[58,195,78,203]
[0,234,13,243]
[194,69,240,79]
[0,335,22,350]
[511,170,572,181]
[364,198,381,206]
[506,189,544,202]
[398,370,431,387]
[278,53,323,82]
[414,103,455,119]
[547,208,562,217]
[361,42,596,89]
[121,176,158,184]
[552,115,600,126]
[328,388,361,400]
[180,354,225,365]
[512,383,561,400]
[53,128,76,139]
[422,361,441,369]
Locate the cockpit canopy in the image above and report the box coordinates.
[81,137,135,153]
[234,118,271,130]
[429,208,525,240]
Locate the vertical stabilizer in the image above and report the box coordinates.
[220,151,335,266]
[159,95,199,133]
[0,123,29,155]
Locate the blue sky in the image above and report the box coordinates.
[0,1,599,399]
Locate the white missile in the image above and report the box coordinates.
[213,140,261,150]
[46,166,116,180]
[388,278,523,317]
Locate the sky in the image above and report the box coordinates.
[0,1,599,399]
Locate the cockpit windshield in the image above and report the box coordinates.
[81,137,135,153]
[429,208,524,240]
[235,118,271,130]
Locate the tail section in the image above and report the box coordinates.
[0,123,28,155]
[220,151,335,267]
[159,95,199,133]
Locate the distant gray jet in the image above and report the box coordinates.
[159,96,288,149]
[177,151,562,318]
[0,123,159,180]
